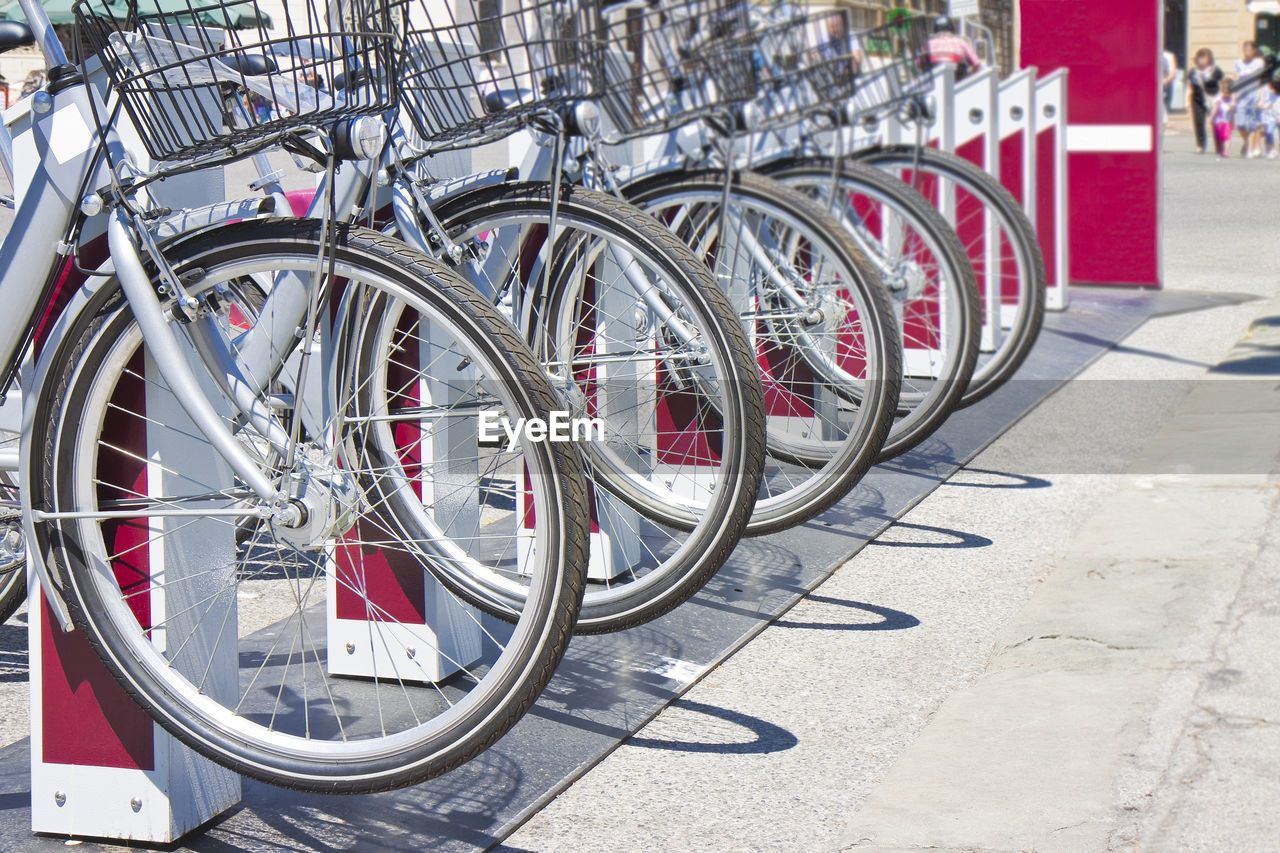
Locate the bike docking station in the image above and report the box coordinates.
[0,5,1178,849]
[325,142,486,683]
[1031,69,1068,311]
[1020,0,1163,289]
[497,126,714,586]
[13,86,494,844]
[858,58,1070,372]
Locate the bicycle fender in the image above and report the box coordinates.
[609,154,687,190]
[19,252,121,631]
[418,167,519,207]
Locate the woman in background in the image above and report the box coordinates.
[1187,48,1225,154]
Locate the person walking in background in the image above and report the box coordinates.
[1162,47,1177,129]
[1234,41,1265,157]
[1187,48,1225,153]
[1211,78,1235,158]
[816,10,863,75]
[1263,82,1280,159]
[927,15,982,81]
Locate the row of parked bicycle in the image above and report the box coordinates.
[0,0,1043,795]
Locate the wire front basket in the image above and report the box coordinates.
[596,0,758,144]
[846,17,936,121]
[397,0,601,151]
[75,0,398,164]
[748,13,935,131]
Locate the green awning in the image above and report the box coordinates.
[0,0,272,29]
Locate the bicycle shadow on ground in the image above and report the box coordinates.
[868,521,993,550]
[196,748,527,853]
[943,467,1052,490]
[625,699,798,754]
[774,595,920,632]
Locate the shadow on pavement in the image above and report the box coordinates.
[870,521,994,550]
[944,468,1053,489]
[627,700,799,754]
[775,596,920,632]
[1208,337,1280,375]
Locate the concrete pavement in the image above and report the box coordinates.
[498,139,1280,851]
[841,306,1280,852]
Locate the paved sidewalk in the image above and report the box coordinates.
[499,143,1280,850]
[841,307,1280,852]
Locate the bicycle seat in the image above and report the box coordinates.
[224,53,277,77]
[482,88,533,114]
[333,68,388,91]
[0,21,34,55]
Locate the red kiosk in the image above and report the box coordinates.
[1021,0,1164,289]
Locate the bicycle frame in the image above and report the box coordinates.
[4,0,337,627]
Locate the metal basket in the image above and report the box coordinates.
[396,0,601,150]
[745,9,859,130]
[74,0,398,163]
[846,17,936,121]
[747,13,935,130]
[596,0,758,144]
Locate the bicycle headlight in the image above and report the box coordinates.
[570,101,601,138]
[338,116,388,161]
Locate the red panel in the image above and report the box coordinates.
[284,189,317,217]
[43,349,155,770]
[33,236,109,357]
[1000,130,1025,206]
[999,131,1028,302]
[1021,0,1161,287]
[41,598,156,769]
[335,312,428,624]
[760,338,817,419]
[334,522,428,623]
[1066,150,1159,285]
[955,136,986,170]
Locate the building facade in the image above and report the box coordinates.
[1169,0,1274,72]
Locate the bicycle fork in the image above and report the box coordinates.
[103,211,297,517]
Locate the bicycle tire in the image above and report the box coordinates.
[31,219,588,793]
[428,182,766,632]
[853,145,1046,406]
[621,168,902,535]
[756,155,980,459]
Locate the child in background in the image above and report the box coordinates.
[1212,79,1235,158]
[1235,41,1266,157]
[1264,83,1280,159]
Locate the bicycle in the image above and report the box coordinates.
[258,0,770,634]
[839,15,1046,407]
[585,0,907,534]
[5,0,591,793]
[736,9,982,458]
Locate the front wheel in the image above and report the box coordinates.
[429,182,766,632]
[757,155,981,459]
[621,169,902,535]
[852,145,1046,406]
[32,220,588,793]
